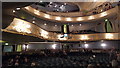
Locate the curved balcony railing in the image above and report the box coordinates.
[23,5,118,22]
[30,2,118,17]
[2,18,120,42]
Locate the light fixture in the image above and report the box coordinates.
[105,33,113,39]
[50,2,52,4]
[16,7,20,10]
[44,14,50,19]
[5,43,8,45]
[105,19,108,22]
[32,21,35,23]
[84,44,89,48]
[55,25,57,26]
[80,35,89,40]
[64,3,67,5]
[76,17,83,21]
[101,43,106,47]
[71,25,74,26]
[34,10,40,15]
[44,23,47,25]
[39,0,43,2]
[40,29,49,38]
[66,17,72,21]
[100,12,107,17]
[52,44,57,49]
[88,16,94,20]
[80,24,82,26]
[55,17,61,20]
[13,10,15,13]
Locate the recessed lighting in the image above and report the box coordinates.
[32,21,35,23]
[44,23,47,25]
[64,3,67,5]
[39,0,43,2]
[5,43,8,45]
[80,24,82,26]
[50,2,53,4]
[105,19,108,22]
[13,10,15,13]
[16,7,20,10]
[55,25,57,26]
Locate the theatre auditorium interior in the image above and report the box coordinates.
[1,1,120,68]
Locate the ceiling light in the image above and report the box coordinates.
[16,7,20,10]
[39,0,43,2]
[84,44,89,48]
[5,43,8,45]
[71,25,73,26]
[101,43,106,47]
[55,17,61,20]
[44,23,47,25]
[80,24,82,26]
[105,19,108,22]
[32,21,35,23]
[55,25,57,26]
[52,44,57,49]
[64,3,67,5]
[13,10,15,13]
[66,17,72,21]
[50,2,52,4]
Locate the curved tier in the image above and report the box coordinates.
[23,6,118,22]
[2,18,120,42]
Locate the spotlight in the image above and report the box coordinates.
[16,7,20,10]
[13,10,15,13]
[44,23,47,25]
[52,44,57,49]
[101,43,106,47]
[5,43,8,45]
